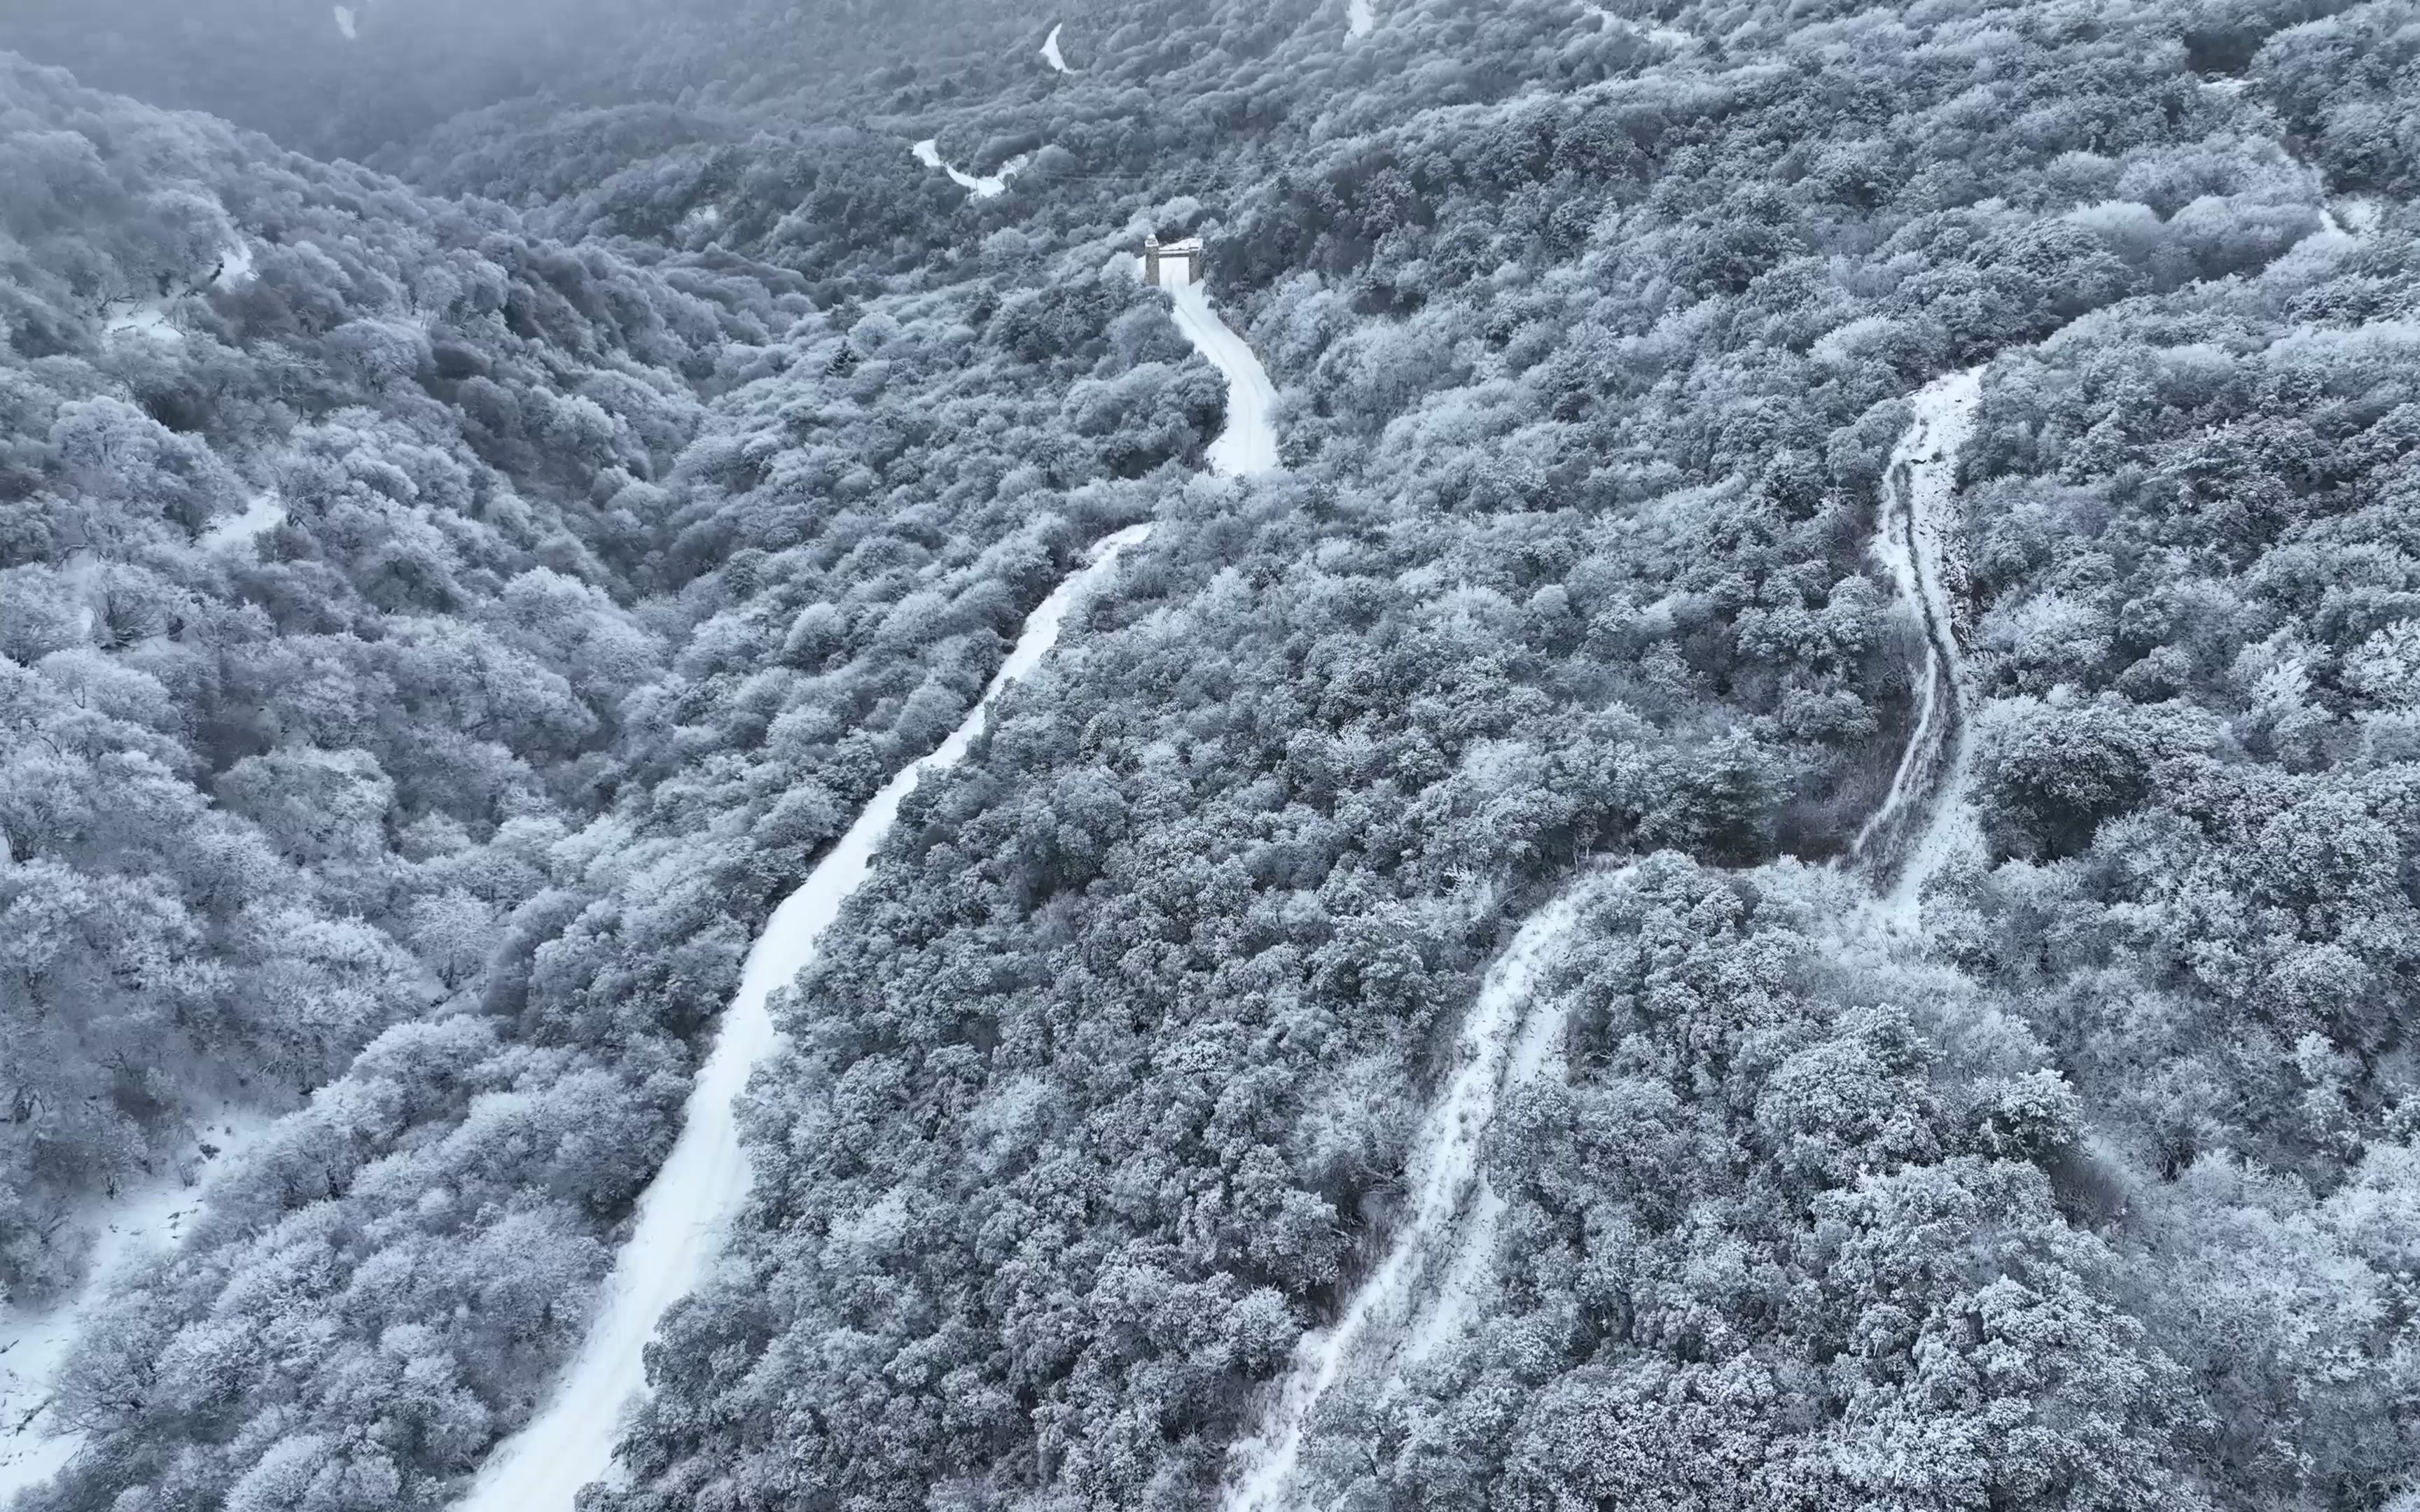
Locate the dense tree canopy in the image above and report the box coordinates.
[4,0,2416,1508]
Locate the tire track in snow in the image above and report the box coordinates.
[453,524,1153,1512]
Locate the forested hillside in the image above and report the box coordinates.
[2,41,1208,1508]
[5,0,2419,1508]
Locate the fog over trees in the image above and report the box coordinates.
[1,0,2416,1509]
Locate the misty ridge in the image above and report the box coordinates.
[1,0,2419,1510]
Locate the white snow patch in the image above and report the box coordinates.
[212,239,255,291]
[1581,8,1696,47]
[332,4,356,38]
[2316,194,2379,243]
[1347,0,1374,36]
[1041,22,1070,72]
[1166,281,1279,476]
[101,302,182,343]
[909,138,1033,200]
[454,524,1155,1512]
[200,493,286,552]
[1220,891,1585,1512]
[1851,368,1983,929]
[0,1109,272,1497]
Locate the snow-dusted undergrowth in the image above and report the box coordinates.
[0,1111,270,1497]
[454,524,1155,1512]
[98,237,253,344]
[1219,890,1587,1512]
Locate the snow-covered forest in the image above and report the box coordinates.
[3,0,2419,1508]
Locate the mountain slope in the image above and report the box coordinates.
[4,0,2418,1509]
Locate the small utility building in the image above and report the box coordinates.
[1143,234,1204,289]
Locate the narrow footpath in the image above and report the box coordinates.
[0,1112,269,1499]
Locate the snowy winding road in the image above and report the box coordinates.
[911,139,1032,199]
[461,218,1286,1512]
[1164,276,1279,476]
[455,525,1153,1512]
[1846,155,2353,918]
[1204,127,2366,1508]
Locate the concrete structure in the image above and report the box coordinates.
[1143,234,1204,289]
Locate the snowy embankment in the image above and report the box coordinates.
[1,1112,269,1497]
[1847,368,1982,925]
[1041,22,1069,72]
[1164,278,1279,476]
[454,524,1153,1512]
[1220,890,1590,1512]
[910,139,1032,200]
